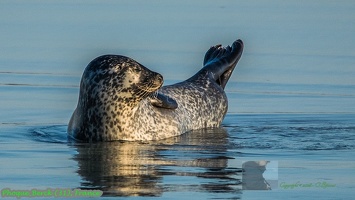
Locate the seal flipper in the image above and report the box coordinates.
[201,39,243,89]
[149,92,178,109]
[203,40,242,68]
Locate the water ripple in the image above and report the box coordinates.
[30,125,68,144]
[225,114,355,151]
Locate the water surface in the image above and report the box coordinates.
[1,1,355,199]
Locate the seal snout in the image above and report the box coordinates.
[155,73,164,86]
[143,71,163,92]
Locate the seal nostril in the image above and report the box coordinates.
[156,73,163,83]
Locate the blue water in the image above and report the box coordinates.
[1,113,354,199]
[1,1,355,199]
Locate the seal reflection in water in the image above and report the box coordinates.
[74,128,242,197]
[68,39,243,141]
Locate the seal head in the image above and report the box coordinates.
[68,55,163,141]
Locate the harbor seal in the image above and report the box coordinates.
[68,39,243,141]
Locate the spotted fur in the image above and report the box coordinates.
[68,39,243,141]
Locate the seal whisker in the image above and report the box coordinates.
[136,87,149,97]
[135,82,157,98]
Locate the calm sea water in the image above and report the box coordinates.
[1,1,355,199]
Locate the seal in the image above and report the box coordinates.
[68,39,243,141]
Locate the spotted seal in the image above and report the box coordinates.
[68,39,243,141]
